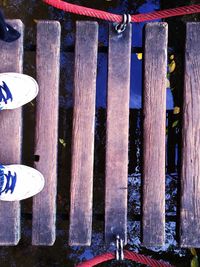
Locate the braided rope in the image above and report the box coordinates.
[76,250,174,267]
[43,0,200,23]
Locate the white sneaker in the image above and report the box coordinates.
[0,72,39,110]
[0,164,45,201]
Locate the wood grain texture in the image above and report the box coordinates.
[105,24,132,244]
[32,21,60,245]
[69,21,98,246]
[0,20,23,245]
[180,23,200,247]
[142,23,168,246]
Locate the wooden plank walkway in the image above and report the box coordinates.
[0,19,199,248]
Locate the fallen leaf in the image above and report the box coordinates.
[191,256,199,267]
[173,106,180,114]
[172,120,179,128]
[169,60,176,73]
[59,138,66,147]
[166,79,170,88]
[191,248,197,256]
[136,53,142,60]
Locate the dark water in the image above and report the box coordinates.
[1,0,200,266]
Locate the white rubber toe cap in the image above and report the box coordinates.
[0,73,39,110]
[0,164,45,201]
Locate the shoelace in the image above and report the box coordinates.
[0,81,13,105]
[0,167,17,195]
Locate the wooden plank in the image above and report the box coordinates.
[32,21,61,245]
[105,24,132,244]
[180,23,200,247]
[0,20,23,245]
[142,23,168,246]
[69,21,98,246]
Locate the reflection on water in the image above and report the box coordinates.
[0,0,196,266]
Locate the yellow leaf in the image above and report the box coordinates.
[59,138,66,147]
[170,54,174,60]
[191,248,197,256]
[166,79,170,88]
[169,60,176,73]
[173,106,180,114]
[136,53,143,60]
[191,256,199,267]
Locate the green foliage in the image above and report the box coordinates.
[172,120,179,128]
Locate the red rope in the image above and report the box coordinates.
[76,250,174,267]
[43,0,200,23]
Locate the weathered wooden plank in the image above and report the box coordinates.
[142,23,168,246]
[69,21,98,246]
[180,23,200,247]
[0,20,23,245]
[32,21,61,246]
[105,24,132,244]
